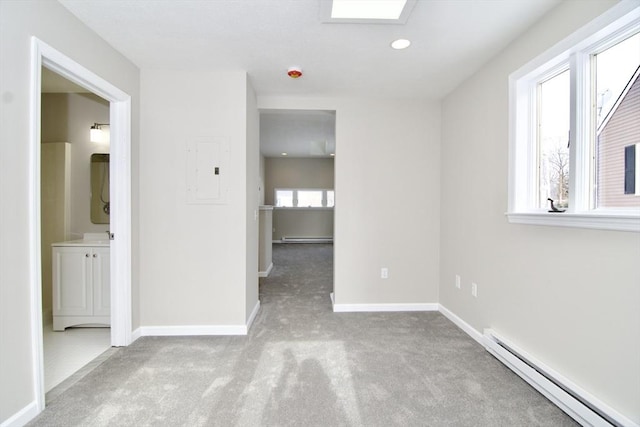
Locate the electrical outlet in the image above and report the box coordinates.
[471,282,478,297]
[381,268,389,279]
[455,274,461,289]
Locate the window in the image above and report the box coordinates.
[297,190,323,207]
[275,190,294,207]
[508,4,640,232]
[274,189,335,208]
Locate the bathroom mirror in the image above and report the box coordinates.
[90,153,110,224]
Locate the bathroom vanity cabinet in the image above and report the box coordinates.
[52,240,110,331]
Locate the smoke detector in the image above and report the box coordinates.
[287,67,303,79]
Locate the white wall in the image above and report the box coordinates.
[258,96,441,306]
[139,69,256,327]
[259,154,266,205]
[439,0,640,422]
[0,1,140,423]
[245,75,260,321]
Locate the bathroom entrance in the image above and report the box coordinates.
[31,38,133,411]
[40,67,112,394]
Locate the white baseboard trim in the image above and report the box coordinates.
[1,400,39,427]
[138,324,248,336]
[131,327,142,343]
[137,302,261,338]
[246,300,261,331]
[332,299,438,313]
[484,329,639,427]
[258,263,273,278]
[438,304,483,345]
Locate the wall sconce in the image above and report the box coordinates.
[90,123,110,143]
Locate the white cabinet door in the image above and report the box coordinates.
[92,247,110,316]
[53,247,92,316]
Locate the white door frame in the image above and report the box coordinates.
[29,37,132,411]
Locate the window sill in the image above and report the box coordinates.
[274,207,334,211]
[506,211,640,232]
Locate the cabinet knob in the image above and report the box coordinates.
[85,253,90,257]
[93,254,97,258]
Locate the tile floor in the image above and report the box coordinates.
[43,323,111,392]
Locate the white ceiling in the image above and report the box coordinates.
[58,0,561,99]
[57,0,561,158]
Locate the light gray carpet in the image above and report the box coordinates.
[29,243,577,426]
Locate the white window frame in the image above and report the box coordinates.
[507,2,640,232]
[274,188,335,209]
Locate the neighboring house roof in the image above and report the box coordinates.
[598,65,640,135]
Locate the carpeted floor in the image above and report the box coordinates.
[29,243,577,426]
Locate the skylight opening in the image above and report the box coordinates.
[331,0,407,20]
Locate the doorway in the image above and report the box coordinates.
[40,67,112,394]
[258,109,336,300]
[30,38,133,412]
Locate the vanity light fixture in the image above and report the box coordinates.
[90,123,110,143]
[391,39,411,50]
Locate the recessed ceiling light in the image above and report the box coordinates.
[391,39,411,50]
[281,152,288,156]
[331,0,407,20]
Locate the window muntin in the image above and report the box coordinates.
[327,190,335,208]
[508,5,640,232]
[274,189,335,208]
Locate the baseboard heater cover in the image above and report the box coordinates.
[280,237,333,243]
[483,329,636,427]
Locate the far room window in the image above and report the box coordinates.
[274,189,335,208]
[508,4,640,232]
[297,190,323,207]
[275,190,294,207]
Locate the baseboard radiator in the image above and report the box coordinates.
[483,329,636,427]
[279,236,333,243]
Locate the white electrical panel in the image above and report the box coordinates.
[186,138,229,204]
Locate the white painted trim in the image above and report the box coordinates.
[483,329,639,427]
[29,37,133,421]
[507,2,640,231]
[506,211,640,232]
[246,300,261,331]
[438,304,483,345]
[29,40,46,416]
[258,262,273,277]
[332,301,438,313]
[109,97,133,347]
[0,401,39,427]
[139,325,249,336]
[131,327,142,343]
